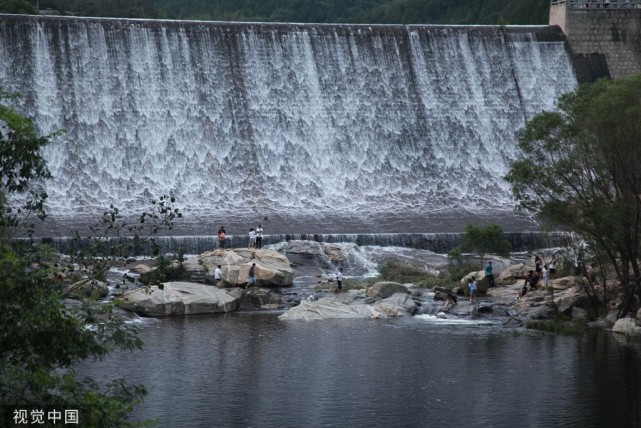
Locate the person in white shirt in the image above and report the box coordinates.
[335,268,343,293]
[548,255,557,279]
[214,265,222,286]
[256,224,264,249]
[248,227,256,249]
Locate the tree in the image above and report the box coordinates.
[0,91,149,426]
[505,74,641,318]
[69,195,183,283]
[0,0,37,14]
[0,89,59,238]
[449,223,511,268]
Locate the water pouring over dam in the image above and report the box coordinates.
[0,16,577,236]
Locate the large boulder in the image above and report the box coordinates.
[279,300,381,320]
[279,290,419,320]
[366,282,409,299]
[374,293,419,317]
[495,264,531,285]
[115,281,240,316]
[195,249,293,287]
[460,271,489,295]
[65,279,109,300]
[548,276,577,290]
[613,318,641,338]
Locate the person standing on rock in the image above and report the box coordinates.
[485,261,496,288]
[542,264,550,288]
[548,255,557,279]
[214,265,222,287]
[256,224,264,249]
[335,268,343,293]
[468,277,478,304]
[248,227,256,249]
[217,226,226,250]
[247,263,256,289]
[535,256,542,275]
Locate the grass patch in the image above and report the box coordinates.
[379,260,462,289]
[525,318,588,335]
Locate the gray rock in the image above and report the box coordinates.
[116,281,240,316]
[521,304,553,320]
[495,264,530,285]
[571,306,588,320]
[195,249,293,287]
[279,300,381,320]
[612,318,641,338]
[65,279,109,300]
[374,293,419,317]
[367,281,408,299]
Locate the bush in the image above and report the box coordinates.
[380,260,458,289]
[446,263,479,283]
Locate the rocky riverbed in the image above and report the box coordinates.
[106,241,641,338]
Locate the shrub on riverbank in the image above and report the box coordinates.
[526,318,588,335]
[380,260,469,289]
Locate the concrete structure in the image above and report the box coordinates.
[550,0,641,79]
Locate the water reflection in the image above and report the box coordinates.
[78,314,641,427]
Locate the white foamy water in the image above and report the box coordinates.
[415,313,496,325]
[0,16,577,233]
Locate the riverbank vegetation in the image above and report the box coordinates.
[3,0,550,25]
[315,259,477,292]
[0,89,155,426]
[448,223,512,269]
[506,74,641,320]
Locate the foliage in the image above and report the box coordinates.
[379,259,459,288]
[0,89,62,238]
[30,0,549,24]
[0,0,37,13]
[446,262,481,283]
[0,87,150,426]
[70,195,183,281]
[36,0,166,18]
[505,74,641,318]
[0,244,148,427]
[448,223,511,268]
[525,318,588,335]
[144,249,189,285]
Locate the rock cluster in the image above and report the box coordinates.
[279,282,420,320]
[186,249,293,287]
[116,282,241,316]
[105,249,641,341]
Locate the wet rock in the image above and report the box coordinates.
[65,279,109,300]
[195,249,293,287]
[366,281,409,299]
[612,318,641,338]
[115,281,240,316]
[495,264,530,285]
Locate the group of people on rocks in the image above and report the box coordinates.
[213,262,256,288]
[518,255,557,298]
[216,224,265,250]
[213,224,262,289]
[448,254,561,309]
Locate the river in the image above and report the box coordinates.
[80,311,641,427]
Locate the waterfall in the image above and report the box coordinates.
[0,16,578,236]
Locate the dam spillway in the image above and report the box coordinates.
[0,15,578,236]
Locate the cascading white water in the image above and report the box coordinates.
[0,16,577,235]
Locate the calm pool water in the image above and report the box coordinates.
[80,312,641,428]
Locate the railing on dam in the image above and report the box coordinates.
[551,0,641,8]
